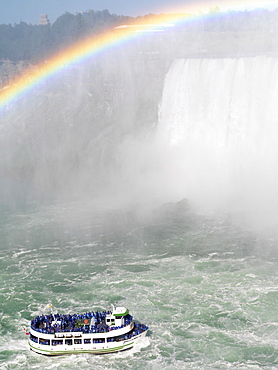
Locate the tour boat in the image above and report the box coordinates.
[27,305,148,355]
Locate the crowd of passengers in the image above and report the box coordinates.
[31,311,133,334]
[107,323,148,342]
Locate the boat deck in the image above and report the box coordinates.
[31,310,133,334]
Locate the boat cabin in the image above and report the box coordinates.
[105,306,129,327]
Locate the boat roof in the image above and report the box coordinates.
[112,306,129,317]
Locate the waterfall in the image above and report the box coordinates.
[2,54,278,229]
[157,57,278,227]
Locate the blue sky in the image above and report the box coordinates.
[0,0,277,25]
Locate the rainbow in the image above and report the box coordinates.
[0,27,139,111]
[0,2,275,111]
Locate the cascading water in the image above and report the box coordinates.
[157,57,278,231]
[2,55,278,229]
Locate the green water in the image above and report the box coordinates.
[1,201,278,369]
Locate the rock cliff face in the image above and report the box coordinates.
[0,48,166,206]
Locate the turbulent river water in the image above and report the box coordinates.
[2,53,278,369]
[2,201,278,369]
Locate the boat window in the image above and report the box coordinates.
[39,338,50,345]
[74,339,82,344]
[93,338,105,343]
[84,339,91,344]
[52,339,63,346]
[109,334,126,342]
[30,334,38,343]
[65,339,73,345]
